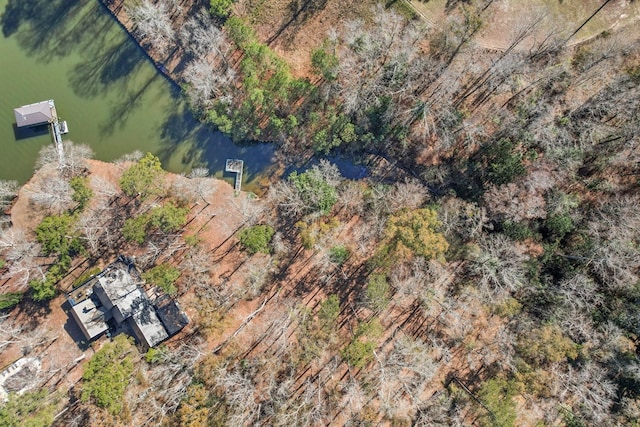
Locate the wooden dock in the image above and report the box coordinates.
[225,159,244,192]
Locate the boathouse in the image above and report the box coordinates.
[13,100,55,128]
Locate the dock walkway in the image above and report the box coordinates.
[225,159,244,192]
[50,105,65,167]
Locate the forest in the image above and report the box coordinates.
[1,0,640,425]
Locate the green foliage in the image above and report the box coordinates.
[289,169,338,216]
[224,16,257,49]
[481,138,526,186]
[545,214,574,241]
[560,405,587,427]
[33,214,82,301]
[81,334,135,415]
[311,40,339,81]
[30,279,56,302]
[210,0,233,19]
[385,208,449,260]
[341,340,376,369]
[122,215,149,244]
[318,294,340,327]
[491,297,522,318]
[149,202,189,233]
[365,274,390,311]
[238,224,275,254]
[309,109,358,154]
[184,234,203,247]
[119,152,164,199]
[70,176,93,211]
[143,263,180,296]
[0,389,56,427]
[476,377,520,427]
[502,220,536,241]
[72,267,102,288]
[341,319,383,368]
[297,295,341,364]
[0,292,23,310]
[36,214,79,256]
[0,258,5,269]
[123,202,188,244]
[329,245,350,266]
[145,345,168,364]
[517,324,578,367]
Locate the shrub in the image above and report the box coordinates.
[289,168,338,216]
[341,319,383,368]
[30,279,56,302]
[119,152,164,199]
[482,138,526,186]
[238,224,275,254]
[329,245,350,266]
[70,176,93,211]
[210,0,233,19]
[81,335,135,415]
[545,214,574,241]
[365,274,390,311]
[72,267,102,288]
[143,264,180,296]
[0,292,23,310]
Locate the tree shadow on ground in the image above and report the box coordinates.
[267,0,329,47]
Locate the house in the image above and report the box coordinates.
[68,256,187,349]
[13,100,56,128]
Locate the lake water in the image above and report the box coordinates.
[0,0,277,191]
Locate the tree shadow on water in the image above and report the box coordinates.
[69,37,143,99]
[1,0,84,57]
[98,73,160,138]
[157,107,277,180]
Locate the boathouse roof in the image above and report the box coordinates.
[14,100,55,128]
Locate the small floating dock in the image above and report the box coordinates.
[225,159,244,192]
[13,99,67,166]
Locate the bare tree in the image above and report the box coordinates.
[128,0,176,57]
[467,234,530,301]
[36,141,93,176]
[0,180,19,211]
[27,171,73,213]
[183,58,236,109]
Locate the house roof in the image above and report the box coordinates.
[14,100,54,127]
[70,297,110,340]
[129,300,169,349]
[94,268,139,313]
[156,300,190,336]
[68,257,189,349]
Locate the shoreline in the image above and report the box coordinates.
[97,0,182,91]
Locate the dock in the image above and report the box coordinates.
[13,99,67,167]
[225,159,244,192]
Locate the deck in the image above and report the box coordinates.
[225,159,244,192]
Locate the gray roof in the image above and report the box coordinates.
[129,301,169,349]
[94,268,139,315]
[156,300,190,336]
[70,297,110,340]
[14,100,54,127]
